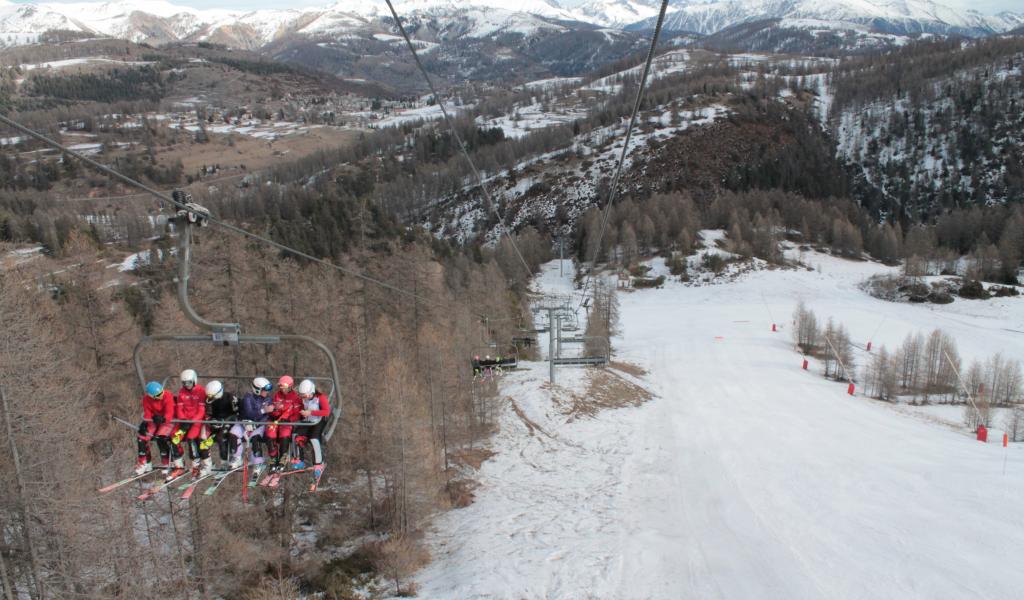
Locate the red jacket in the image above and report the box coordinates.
[305,392,330,418]
[175,385,207,422]
[270,389,301,422]
[142,390,175,422]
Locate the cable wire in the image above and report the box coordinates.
[1,4,667,331]
[0,112,462,312]
[383,0,534,279]
[577,0,670,309]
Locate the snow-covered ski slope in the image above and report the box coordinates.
[415,250,1024,599]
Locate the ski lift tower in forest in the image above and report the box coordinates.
[132,197,343,441]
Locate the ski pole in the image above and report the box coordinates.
[111,415,138,431]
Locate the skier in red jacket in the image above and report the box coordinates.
[266,375,301,472]
[170,369,211,477]
[136,381,176,475]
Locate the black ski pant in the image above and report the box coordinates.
[295,420,327,465]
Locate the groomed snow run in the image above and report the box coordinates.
[413,254,1024,599]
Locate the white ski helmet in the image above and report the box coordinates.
[206,380,224,400]
[252,377,271,393]
[297,379,316,397]
[180,369,198,388]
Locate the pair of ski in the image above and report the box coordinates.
[135,468,189,501]
[97,467,191,500]
[97,468,161,494]
[99,464,321,497]
[133,467,241,501]
[253,466,310,489]
[176,467,243,499]
[249,465,326,492]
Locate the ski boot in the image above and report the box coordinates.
[134,457,153,476]
[198,458,213,478]
[165,458,186,482]
[249,463,266,485]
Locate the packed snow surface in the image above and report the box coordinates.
[18,57,154,70]
[414,253,1024,598]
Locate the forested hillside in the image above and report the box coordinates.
[830,37,1024,216]
[0,205,549,596]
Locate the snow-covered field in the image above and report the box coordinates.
[364,102,466,128]
[476,102,587,140]
[18,57,153,71]
[584,49,693,94]
[166,117,321,140]
[414,252,1024,599]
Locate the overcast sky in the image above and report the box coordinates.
[10,0,1021,17]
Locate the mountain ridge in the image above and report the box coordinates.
[1,0,1019,51]
[630,0,1024,37]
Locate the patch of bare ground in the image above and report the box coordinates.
[166,127,361,173]
[446,478,481,508]
[511,399,551,437]
[452,447,495,470]
[446,447,495,508]
[609,360,647,378]
[553,368,654,422]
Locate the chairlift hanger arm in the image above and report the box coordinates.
[174,213,240,336]
[132,334,339,384]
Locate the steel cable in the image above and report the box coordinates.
[576,0,670,310]
[382,0,534,278]
[0,112,469,313]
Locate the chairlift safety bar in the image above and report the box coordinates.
[139,418,322,427]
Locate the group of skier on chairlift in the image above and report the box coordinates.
[471,354,512,378]
[136,370,330,487]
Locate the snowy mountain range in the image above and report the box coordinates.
[0,1,554,47]
[0,1,593,48]
[0,0,1019,51]
[632,0,1024,38]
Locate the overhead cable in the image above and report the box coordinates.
[0,112,463,312]
[577,0,670,310]
[383,0,534,279]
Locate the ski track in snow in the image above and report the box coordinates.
[414,254,1024,599]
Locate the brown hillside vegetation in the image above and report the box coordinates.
[0,228,530,598]
[629,97,850,203]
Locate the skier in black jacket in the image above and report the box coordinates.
[203,380,241,468]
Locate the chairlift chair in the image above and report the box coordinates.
[132,200,343,441]
[551,335,609,367]
[561,311,580,332]
[470,345,519,376]
[511,335,536,348]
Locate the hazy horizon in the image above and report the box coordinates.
[6,0,1021,18]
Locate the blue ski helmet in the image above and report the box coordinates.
[145,381,164,398]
